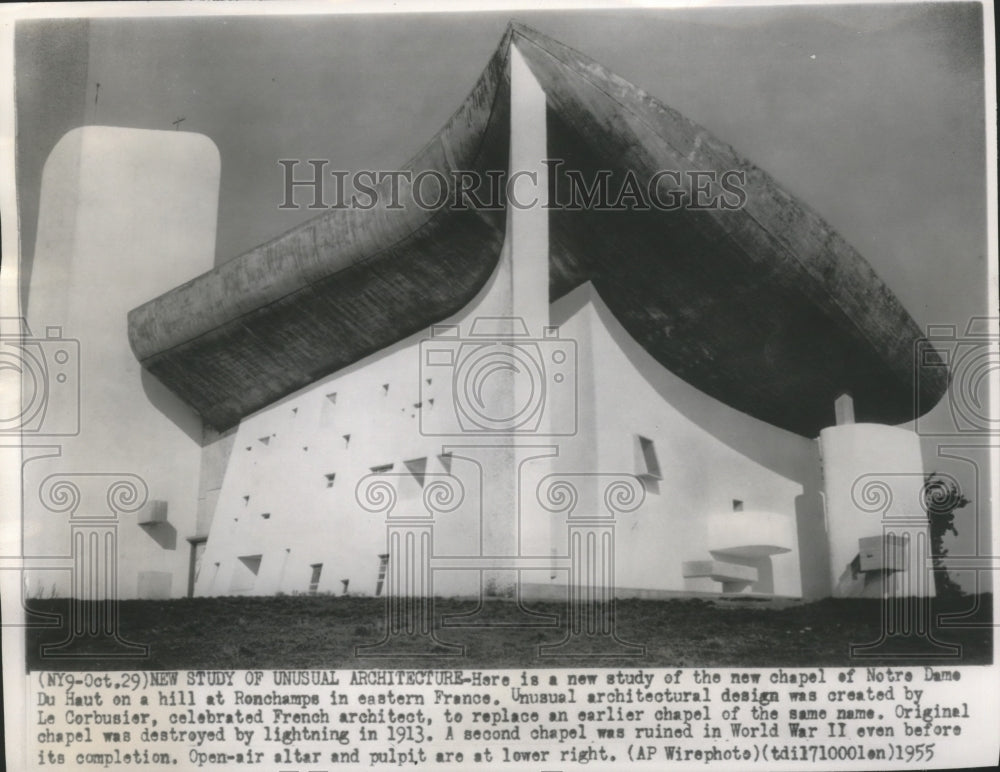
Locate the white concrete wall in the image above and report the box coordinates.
[193,42,826,601]
[197,44,558,599]
[819,423,932,597]
[194,336,479,597]
[543,284,819,598]
[22,126,218,600]
[196,278,825,599]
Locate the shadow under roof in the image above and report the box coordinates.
[127,23,948,436]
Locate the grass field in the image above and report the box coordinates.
[24,594,992,671]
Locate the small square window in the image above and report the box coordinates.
[325,473,336,488]
[732,499,744,512]
[375,554,389,597]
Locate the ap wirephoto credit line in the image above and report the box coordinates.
[1,1,997,771]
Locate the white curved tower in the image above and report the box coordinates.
[820,422,933,598]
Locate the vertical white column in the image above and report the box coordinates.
[506,43,550,335]
[24,127,220,599]
[819,423,933,598]
[445,43,555,602]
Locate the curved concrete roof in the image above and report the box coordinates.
[127,23,948,436]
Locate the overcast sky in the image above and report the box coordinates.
[16,3,986,328]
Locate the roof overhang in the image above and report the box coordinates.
[127,23,949,436]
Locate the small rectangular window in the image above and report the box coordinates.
[732,499,744,512]
[308,563,323,595]
[375,553,389,597]
[634,435,662,480]
[325,473,336,488]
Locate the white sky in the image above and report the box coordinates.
[15,4,987,328]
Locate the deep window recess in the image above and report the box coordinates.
[375,554,389,597]
[635,435,663,480]
[308,563,323,595]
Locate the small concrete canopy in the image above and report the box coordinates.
[127,23,948,437]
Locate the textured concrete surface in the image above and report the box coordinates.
[24,126,219,599]
[128,23,948,437]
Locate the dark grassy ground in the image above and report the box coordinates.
[24,594,992,671]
